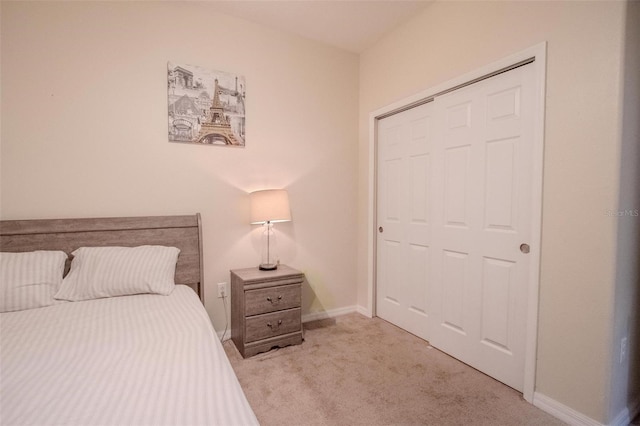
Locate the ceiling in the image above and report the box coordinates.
[211,1,433,54]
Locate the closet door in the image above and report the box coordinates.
[376,102,434,341]
[376,63,536,392]
[429,63,535,391]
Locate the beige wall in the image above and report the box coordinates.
[0,2,360,330]
[358,1,626,423]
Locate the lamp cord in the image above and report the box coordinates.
[220,293,229,343]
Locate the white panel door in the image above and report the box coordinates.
[429,64,535,391]
[376,63,536,392]
[376,102,434,341]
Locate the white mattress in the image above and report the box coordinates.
[0,285,258,426]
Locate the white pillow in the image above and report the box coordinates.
[54,245,180,301]
[0,250,68,313]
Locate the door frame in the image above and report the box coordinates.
[366,42,547,402]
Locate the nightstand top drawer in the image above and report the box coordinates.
[245,284,301,316]
[231,265,304,285]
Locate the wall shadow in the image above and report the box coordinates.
[613,1,640,421]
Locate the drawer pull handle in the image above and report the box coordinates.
[266,320,283,331]
[266,295,283,303]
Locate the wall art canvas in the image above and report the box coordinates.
[168,62,245,147]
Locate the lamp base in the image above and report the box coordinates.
[259,263,278,271]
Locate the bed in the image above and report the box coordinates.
[0,214,258,426]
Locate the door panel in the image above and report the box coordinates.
[407,243,429,315]
[441,249,469,335]
[430,64,534,391]
[381,240,402,304]
[485,138,518,231]
[481,256,515,352]
[444,146,471,228]
[376,102,434,340]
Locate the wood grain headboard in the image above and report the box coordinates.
[0,214,204,302]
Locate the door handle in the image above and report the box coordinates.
[379,226,384,233]
[267,320,283,331]
[520,243,530,254]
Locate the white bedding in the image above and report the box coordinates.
[0,285,258,426]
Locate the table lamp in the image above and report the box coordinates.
[250,189,291,270]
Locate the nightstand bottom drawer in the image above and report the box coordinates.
[245,308,301,343]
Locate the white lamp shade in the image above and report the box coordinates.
[250,189,292,224]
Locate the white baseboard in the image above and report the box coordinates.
[533,392,601,426]
[302,305,358,323]
[533,392,640,426]
[610,394,640,426]
[356,305,373,318]
[610,407,630,426]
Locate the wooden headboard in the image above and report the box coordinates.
[0,214,204,302]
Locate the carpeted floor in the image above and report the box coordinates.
[224,313,565,426]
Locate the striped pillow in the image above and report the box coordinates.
[54,246,180,301]
[0,251,68,312]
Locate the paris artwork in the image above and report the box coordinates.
[167,62,246,147]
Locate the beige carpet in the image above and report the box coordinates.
[224,313,564,426]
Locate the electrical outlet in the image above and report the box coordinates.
[620,337,628,363]
[217,282,227,298]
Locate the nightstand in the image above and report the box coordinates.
[230,265,304,358]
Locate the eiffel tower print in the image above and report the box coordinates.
[196,79,241,146]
